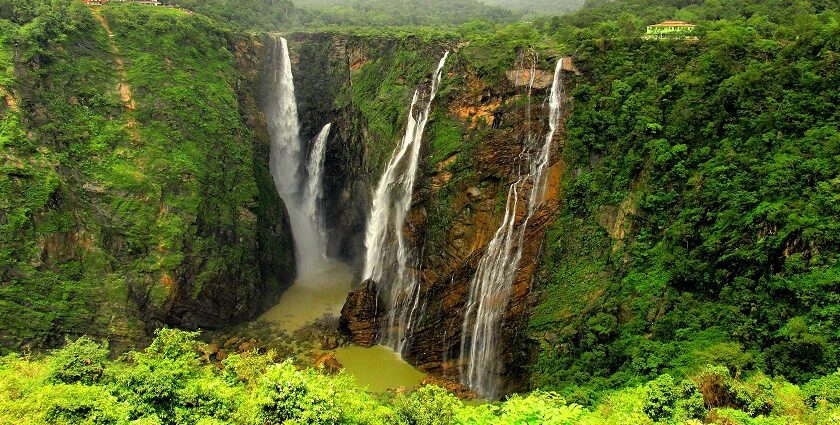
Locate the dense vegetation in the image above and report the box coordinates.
[163,0,300,29]
[0,0,145,349]
[0,0,293,352]
[1,329,837,424]
[294,0,516,26]
[528,0,840,406]
[1,0,839,422]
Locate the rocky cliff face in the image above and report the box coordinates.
[401,65,574,395]
[340,279,383,346]
[282,32,575,394]
[283,33,371,267]
[160,33,297,331]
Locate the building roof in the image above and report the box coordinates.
[648,20,696,27]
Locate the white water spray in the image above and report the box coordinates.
[362,52,449,353]
[460,58,566,399]
[265,35,330,277]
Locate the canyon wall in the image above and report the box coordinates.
[0,6,295,352]
[282,32,576,394]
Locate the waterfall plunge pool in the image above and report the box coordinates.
[258,262,351,332]
[258,262,426,392]
[334,345,426,392]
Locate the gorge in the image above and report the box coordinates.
[1,0,838,423]
[257,33,554,396]
[219,27,571,398]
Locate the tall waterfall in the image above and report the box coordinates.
[362,52,449,354]
[265,35,329,277]
[302,123,332,265]
[460,58,566,399]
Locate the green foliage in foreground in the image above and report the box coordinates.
[0,330,838,424]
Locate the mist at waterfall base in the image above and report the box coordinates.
[361,52,449,354]
[264,35,329,277]
[460,58,566,399]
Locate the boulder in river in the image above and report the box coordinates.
[314,352,343,374]
[321,335,339,350]
[339,279,383,347]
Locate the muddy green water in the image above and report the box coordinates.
[259,262,426,391]
[259,262,352,332]
[334,345,426,392]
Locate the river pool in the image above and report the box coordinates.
[259,262,426,391]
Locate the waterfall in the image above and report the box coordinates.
[362,52,449,354]
[460,58,566,399]
[264,35,329,277]
[302,123,332,265]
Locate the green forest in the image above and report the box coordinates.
[0,0,839,423]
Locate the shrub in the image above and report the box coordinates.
[41,384,129,425]
[393,385,460,425]
[457,391,584,425]
[110,329,205,423]
[250,360,391,425]
[730,375,777,417]
[47,337,109,385]
[494,392,584,425]
[802,371,840,407]
[695,366,735,409]
[643,374,707,422]
[143,329,203,363]
[674,379,707,421]
[643,374,678,421]
[221,351,276,387]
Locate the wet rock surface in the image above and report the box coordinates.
[339,279,383,347]
[282,33,577,396]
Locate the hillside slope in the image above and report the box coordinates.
[528,3,840,400]
[0,1,295,352]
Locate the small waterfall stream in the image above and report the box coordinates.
[362,52,449,354]
[460,58,566,399]
[302,123,332,264]
[264,35,330,277]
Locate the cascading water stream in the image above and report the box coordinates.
[302,123,332,265]
[460,58,566,399]
[264,35,330,277]
[362,52,449,354]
